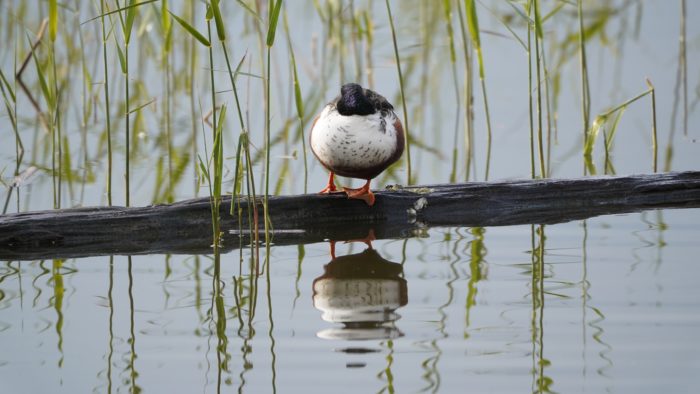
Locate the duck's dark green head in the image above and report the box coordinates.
[336,83,376,116]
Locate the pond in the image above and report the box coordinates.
[1,1,699,393]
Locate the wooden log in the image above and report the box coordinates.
[1,171,699,260]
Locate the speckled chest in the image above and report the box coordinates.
[310,106,400,177]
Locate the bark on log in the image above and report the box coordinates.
[1,171,699,260]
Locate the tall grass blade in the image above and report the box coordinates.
[231,134,246,214]
[170,11,211,47]
[236,0,263,23]
[464,0,481,68]
[533,0,546,177]
[284,11,308,192]
[28,37,52,106]
[263,0,284,253]
[211,0,226,41]
[115,40,126,73]
[205,17,221,248]
[81,0,157,25]
[124,0,136,44]
[219,47,246,132]
[604,107,625,152]
[49,0,58,42]
[213,105,227,201]
[114,0,137,206]
[456,0,474,182]
[0,69,16,103]
[526,1,535,178]
[680,0,687,136]
[385,0,412,184]
[100,0,113,206]
[464,0,492,180]
[266,0,283,47]
[646,79,658,172]
[585,86,653,170]
[578,0,591,171]
[442,0,460,183]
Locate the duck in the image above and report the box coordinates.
[310,83,405,206]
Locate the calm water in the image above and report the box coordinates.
[1,0,700,392]
[2,209,700,393]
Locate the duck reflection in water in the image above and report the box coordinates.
[312,239,408,341]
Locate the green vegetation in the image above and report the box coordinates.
[0,1,682,224]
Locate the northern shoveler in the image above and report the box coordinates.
[310,83,405,206]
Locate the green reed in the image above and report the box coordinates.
[0,1,677,221]
[25,27,58,208]
[348,0,362,84]
[442,0,460,184]
[456,0,474,182]
[170,3,227,249]
[49,0,63,208]
[264,0,283,250]
[530,224,551,392]
[283,11,308,193]
[680,0,687,137]
[161,0,174,203]
[209,0,229,251]
[526,2,536,178]
[181,2,198,198]
[666,0,688,172]
[99,1,113,205]
[114,0,137,207]
[584,82,657,174]
[215,9,258,258]
[0,66,22,214]
[465,227,486,328]
[206,6,223,250]
[385,0,412,184]
[647,79,658,172]
[578,0,591,173]
[533,0,546,178]
[360,9,375,89]
[464,0,492,181]
[211,0,259,262]
[51,259,65,365]
[76,11,90,204]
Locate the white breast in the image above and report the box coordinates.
[310,105,399,173]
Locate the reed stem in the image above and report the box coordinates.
[527,2,535,178]
[100,0,113,206]
[578,0,591,173]
[385,0,411,184]
[125,44,130,207]
[647,79,658,172]
[533,0,546,178]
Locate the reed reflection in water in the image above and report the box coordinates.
[1,210,700,392]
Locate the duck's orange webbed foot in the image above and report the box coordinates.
[318,172,339,194]
[343,179,375,206]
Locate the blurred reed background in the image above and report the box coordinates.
[1,0,694,216]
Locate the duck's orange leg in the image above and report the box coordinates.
[329,229,375,259]
[329,240,337,260]
[319,172,338,194]
[343,179,375,206]
[344,229,376,249]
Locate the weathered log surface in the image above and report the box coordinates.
[1,171,699,260]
